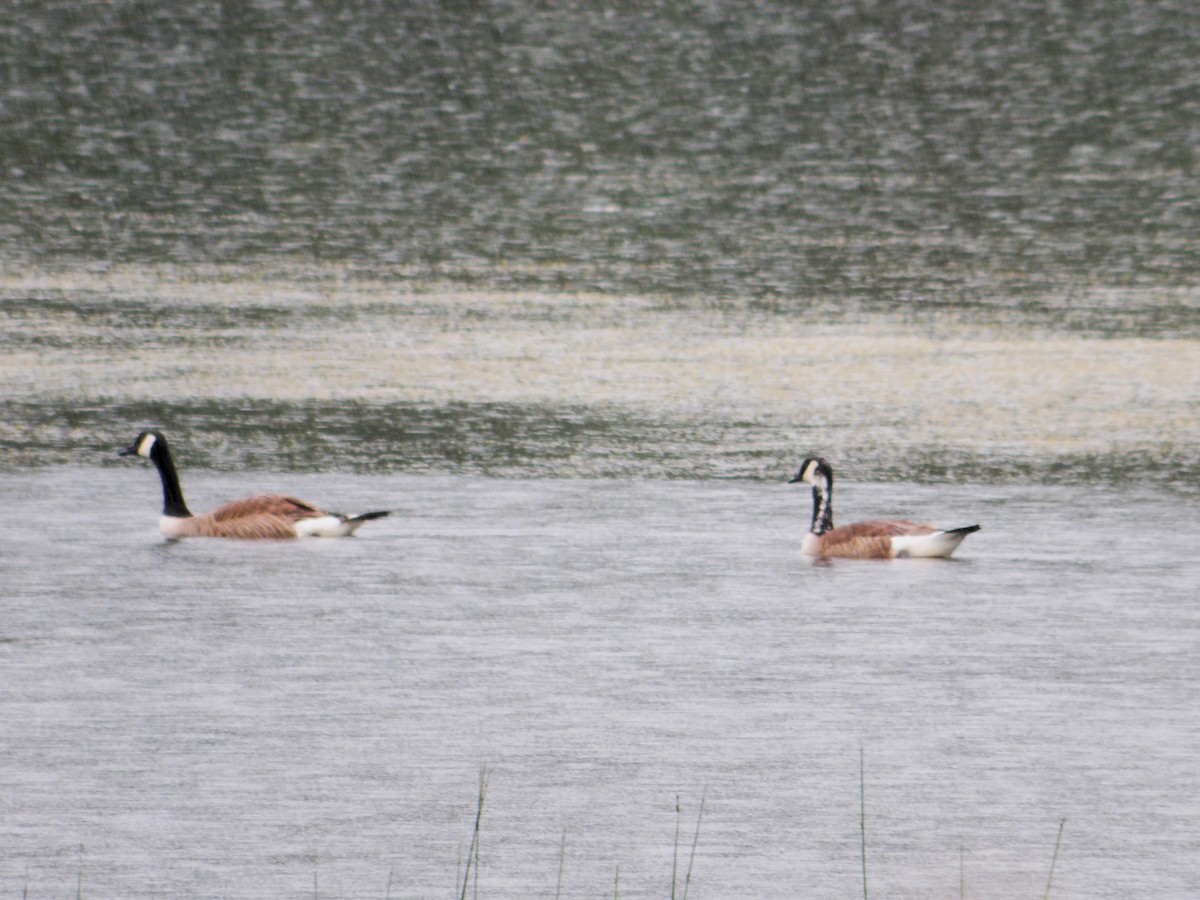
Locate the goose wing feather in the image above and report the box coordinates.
[817,519,937,559]
[829,519,937,539]
[178,511,300,539]
[208,494,326,523]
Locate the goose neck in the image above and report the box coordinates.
[151,442,192,518]
[810,484,833,535]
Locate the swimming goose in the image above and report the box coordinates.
[789,457,979,559]
[119,430,389,539]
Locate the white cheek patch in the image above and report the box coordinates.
[801,460,817,483]
[137,433,157,457]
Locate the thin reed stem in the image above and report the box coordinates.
[459,765,490,900]
[1042,818,1066,900]
[682,787,707,900]
[473,817,482,900]
[859,748,868,900]
[671,794,682,900]
[554,828,567,900]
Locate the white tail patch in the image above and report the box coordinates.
[294,515,357,538]
[890,529,973,559]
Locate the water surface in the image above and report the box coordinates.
[3,3,1199,897]
[5,2,1200,308]
[2,270,1198,489]
[3,468,1198,898]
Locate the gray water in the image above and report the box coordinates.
[3,1,1200,485]
[3,2,1200,897]
[3,467,1199,899]
[4,2,1200,323]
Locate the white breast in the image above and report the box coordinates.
[159,515,189,539]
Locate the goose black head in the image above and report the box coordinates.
[119,430,166,460]
[789,456,832,490]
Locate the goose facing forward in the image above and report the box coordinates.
[789,457,979,559]
[119,430,389,539]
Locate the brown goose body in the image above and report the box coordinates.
[790,458,979,559]
[120,431,389,540]
[159,494,351,539]
[800,518,952,560]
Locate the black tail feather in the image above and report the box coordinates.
[348,510,390,523]
[945,524,981,535]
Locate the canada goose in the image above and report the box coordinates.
[119,430,389,539]
[789,457,979,559]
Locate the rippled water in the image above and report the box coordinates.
[3,1,1199,483]
[2,3,1199,898]
[3,467,1199,899]
[5,2,1200,308]
[2,269,1198,489]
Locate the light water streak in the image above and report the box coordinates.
[2,267,1197,486]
